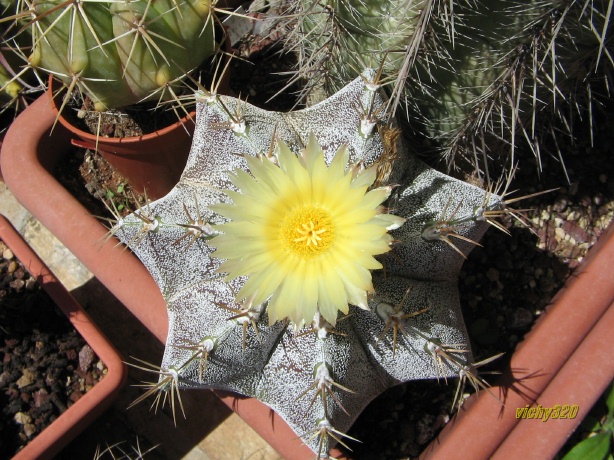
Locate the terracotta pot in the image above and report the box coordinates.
[2,92,614,459]
[421,221,614,459]
[0,214,126,460]
[48,76,194,200]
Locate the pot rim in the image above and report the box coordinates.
[47,75,196,146]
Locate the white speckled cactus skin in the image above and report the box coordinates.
[112,70,502,456]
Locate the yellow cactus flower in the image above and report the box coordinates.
[210,134,405,327]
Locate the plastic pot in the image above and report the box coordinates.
[0,214,126,460]
[48,76,194,200]
[421,220,614,459]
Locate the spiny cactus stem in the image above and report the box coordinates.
[213,95,247,134]
[113,70,502,455]
[120,216,160,248]
[295,313,350,340]
[452,352,504,410]
[311,418,359,458]
[421,223,482,259]
[49,73,83,130]
[423,338,471,384]
[386,0,437,118]
[353,95,385,138]
[0,47,38,91]
[357,57,389,92]
[30,0,109,58]
[110,3,178,71]
[172,200,217,248]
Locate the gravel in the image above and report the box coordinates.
[0,239,107,459]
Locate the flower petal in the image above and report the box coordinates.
[212,133,402,327]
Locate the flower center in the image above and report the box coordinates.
[279,205,335,257]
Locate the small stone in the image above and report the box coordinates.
[65,348,77,361]
[416,414,436,445]
[486,268,499,282]
[23,423,37,438]
[7,261,17,274]
[507,308,533,329]
[13,267,25,279]
[2,248,14,260]
[78,345,95,372]
[538,277,556,294]
[496,257,513,271]
[33,389,50,407]
[25,278,38,291]
[552,196,568,213]
[435,414,450,429]
[14,412,32,425]
[528,279,537,289]
[580,195,592,207]
[16,368,36,388]
[567,211,580,221]
[496,315,505,327]
[70,390,83,403]
[562,220,588,243]
[9,278,24,291]
[464,274,476,285]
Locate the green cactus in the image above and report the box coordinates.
[1,0,222,110]
[1,0,35,112]
[98,70,528,457]
[285,0,614,178]
[0,58,22,105]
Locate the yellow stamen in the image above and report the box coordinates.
[295,222,326,246]
[280,205,335,257]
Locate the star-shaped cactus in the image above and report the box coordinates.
[110,70,505,457]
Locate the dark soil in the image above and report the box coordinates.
[0,240,106,459]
